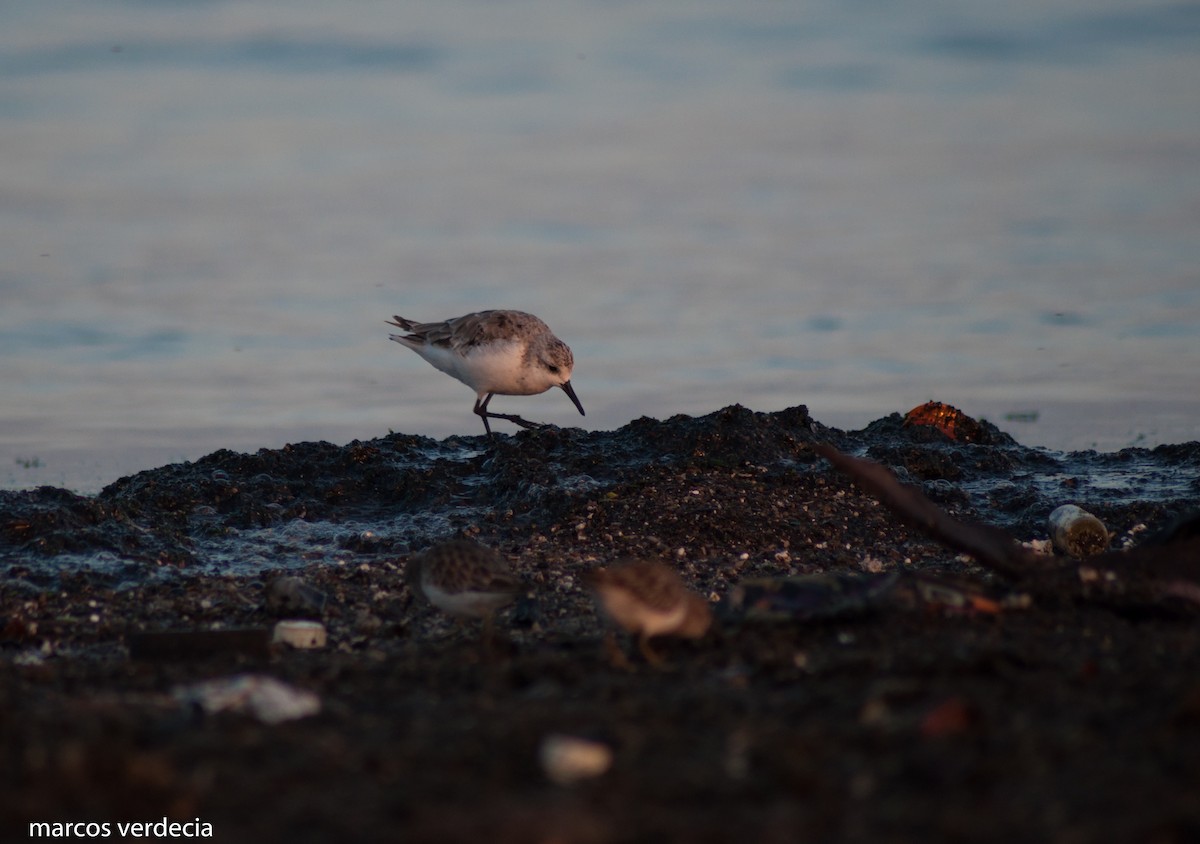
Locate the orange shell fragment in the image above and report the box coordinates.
[903,401,984,442]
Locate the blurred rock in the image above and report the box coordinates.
[265,576,327,618]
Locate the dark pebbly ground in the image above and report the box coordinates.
[2,404,1200,843]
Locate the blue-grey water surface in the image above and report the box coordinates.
[3,0,1199,492]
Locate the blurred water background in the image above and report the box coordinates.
[3,0,1199,493]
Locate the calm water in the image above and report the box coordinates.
[3,0,1199,492]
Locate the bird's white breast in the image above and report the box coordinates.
[599,590,689,637]
[414,340,546,396]
[422,580,512,619]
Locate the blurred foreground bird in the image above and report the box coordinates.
[586,558,712,667]
[408,539,522,651]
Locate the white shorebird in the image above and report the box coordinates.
[387,310,585,436]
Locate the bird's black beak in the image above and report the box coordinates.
[561,381,585,416]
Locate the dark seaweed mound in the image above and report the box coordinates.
[4,404,1194,584]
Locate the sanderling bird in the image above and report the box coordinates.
[408,539,521,642]
[387,310,584,437]
[586,558,712,666]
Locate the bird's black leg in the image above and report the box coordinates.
[474,393,545,435]
[474,394,495,438]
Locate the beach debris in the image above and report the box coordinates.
[723,571,898,622]
[128,628,271,661]
[539,734,613,785]
[265,576,327,618]
[586,559,712,666]
[173,674,320,724]
[903,401,984,443]
[893,573,1030,614]
[815,443,1200,610]
[722,570,1028,623]
[272,620,327,649]
[816,444,1037,578]
[1048,505,1110,558]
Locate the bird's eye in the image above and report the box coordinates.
[546,364,559,374]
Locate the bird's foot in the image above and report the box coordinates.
[482,412,546,431]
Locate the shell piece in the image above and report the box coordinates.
[903,401,984,442]
[540,734,613,785]
[272,620,327,649]
[173,675,320,725]
[587,559,712,640]
[410,539,521,620]
[1048,505,1110,558]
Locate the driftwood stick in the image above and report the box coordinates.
[815,443,1200,607]
[814,444,1038,578]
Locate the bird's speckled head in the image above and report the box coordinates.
[529,336,574,388]
[525,336,584,416]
